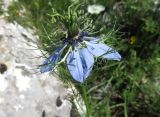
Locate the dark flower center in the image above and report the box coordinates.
[61,31,88,45]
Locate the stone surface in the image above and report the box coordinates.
[0,17,72,117]
[1,0,12,12]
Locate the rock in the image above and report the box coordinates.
[0,18,72,117]
[1,0,13,12]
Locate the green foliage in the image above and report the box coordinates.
[0,0,3,14]
[6,0,160,117]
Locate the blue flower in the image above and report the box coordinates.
[40,44,67,73]
[40,32,121,82]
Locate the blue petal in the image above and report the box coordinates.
[85,41,111,56]
[79,48,94,78]
[102,51,121,61]
[83,36,100,43]
[40,45,66,73]
[67,50,84,82]
[85,41,121,60]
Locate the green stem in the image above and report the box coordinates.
[110,103,124,109]
[124,94,128,117]
[53,46,71,70]
[59,46,71,64]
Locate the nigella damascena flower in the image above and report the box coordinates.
[40,32,121,82]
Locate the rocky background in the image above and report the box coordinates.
[0,0,72,117]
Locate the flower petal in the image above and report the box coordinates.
[83,36,100,43]
[85,41,121,60]
[40,45,66,73]
[102,51,121,61]
[79,48,94,78]
[85,41,111,57]
[67,50,84,82]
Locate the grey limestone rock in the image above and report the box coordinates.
[0,17,72,117]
